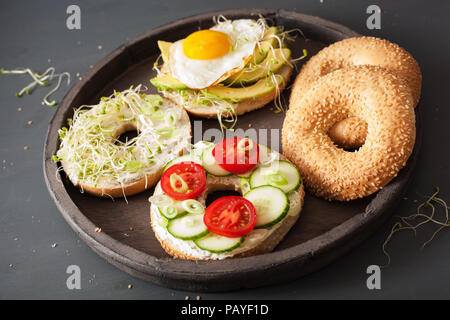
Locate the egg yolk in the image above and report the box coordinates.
[183,30,232,60]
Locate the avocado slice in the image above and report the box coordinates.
[225,48,291,85]
[158,41,172,63]
[150,73,188,90]
[151,65,291,102]
[150,47,291,91]
[252,26,279,64]
[204,65,291,102]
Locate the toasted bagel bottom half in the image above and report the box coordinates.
[163,64,293,119]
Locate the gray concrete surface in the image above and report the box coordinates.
[0,0,449,299]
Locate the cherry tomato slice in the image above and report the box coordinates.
[161,161,206,200]
[204,196,257,238]
[212,137,259,174]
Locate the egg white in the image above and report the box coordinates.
[168,19,265,90]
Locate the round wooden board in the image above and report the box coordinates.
[44,9,422,292]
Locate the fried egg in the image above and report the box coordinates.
[168,19,265,89]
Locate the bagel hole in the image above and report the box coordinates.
[327,117,368,152]
[343,145,362,152]
[206,190,242,207]
[115,129,139,145]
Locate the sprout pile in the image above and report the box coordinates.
[55,86,186,193]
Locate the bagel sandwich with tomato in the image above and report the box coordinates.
[149,138,304,260]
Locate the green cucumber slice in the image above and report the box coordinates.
[201,146,231,177]
[167,212,209,240]
[163,154,201,172]
[287,191,302,217]
[158,215,169,228]
[237,170,253,178]
[157,203,187,220]
[249,160,301,193]
[239,177,251,194]
[194,233,244,253]
[244,185,289,228]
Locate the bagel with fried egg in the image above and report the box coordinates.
[150,19,294,120]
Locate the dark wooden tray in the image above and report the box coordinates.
[43,8,422,292]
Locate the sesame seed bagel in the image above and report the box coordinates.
[282,65,416,201]
[290,36,421,148]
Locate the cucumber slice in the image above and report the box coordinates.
[194,233,244,253]
[167,212,209,240]
[157,203,187,220]
[163,154,201,172]
[244,185,289,228]
[249,160,301,193]
[239,177,251,195]
[158,215,169,228]
[287,191,302,217]
[237,170,253,178]
[201,146,231,177]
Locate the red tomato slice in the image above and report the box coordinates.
[212,137,259,174]
[204,196,257,238]
[161,161,206,200]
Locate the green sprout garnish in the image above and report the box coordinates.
[382,187,450,267]
[0,67,70,106]
[56,85,183,191]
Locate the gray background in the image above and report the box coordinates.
[1,0,449,299]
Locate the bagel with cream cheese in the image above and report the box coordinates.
[55,87,191,198]
[149,139,304,260]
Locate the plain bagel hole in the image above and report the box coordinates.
[114,123,139,145]
[327,116,368,152]
[206,190,242,207]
